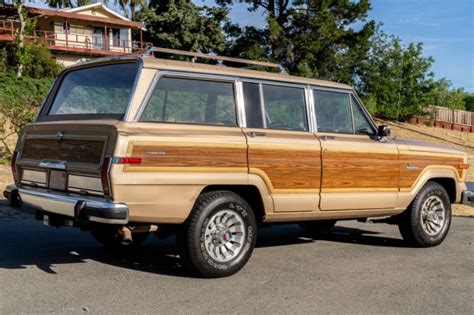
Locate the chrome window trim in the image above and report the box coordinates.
[349,92,356,133]
[258,83,267,128]
[306,85,317,132]
[135,70,241,126]
[235,80,247,128]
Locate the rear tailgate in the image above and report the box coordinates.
[14,121,118,197]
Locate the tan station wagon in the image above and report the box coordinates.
[4,48,474,277]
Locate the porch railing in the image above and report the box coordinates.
[0,20,152,54]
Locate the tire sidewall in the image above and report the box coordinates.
[190,195,256,275]
[412,184,451,246]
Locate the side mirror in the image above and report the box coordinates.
[377,125,391,137]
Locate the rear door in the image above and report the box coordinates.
[313,89,399,210]
[242,81,321,212]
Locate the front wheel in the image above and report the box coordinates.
[177,191,257,278]
[398,182,451,247]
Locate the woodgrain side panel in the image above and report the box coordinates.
[248,146,321,191]
[399,153,465,190]
[322,151,399,191]
[129,143,248,169]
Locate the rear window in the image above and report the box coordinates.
[46,62,138,118]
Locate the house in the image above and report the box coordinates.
[0,3,151,66]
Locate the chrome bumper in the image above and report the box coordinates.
[461,182,474,207]
[4,185,129,224]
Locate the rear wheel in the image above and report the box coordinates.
[398,182,451,247]
[177,191,257,278]
[90,226,150,249]
[298,220,337,237]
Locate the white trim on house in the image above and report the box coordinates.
[60,3,131,22]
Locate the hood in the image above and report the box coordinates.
[394,137,466,157]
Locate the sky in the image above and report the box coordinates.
[196,0,474,92]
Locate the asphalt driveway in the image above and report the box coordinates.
[0,202,473,314]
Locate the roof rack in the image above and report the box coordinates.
[144,47,286,74]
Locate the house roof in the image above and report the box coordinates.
[60,3,131,22]
[27,6,144,29]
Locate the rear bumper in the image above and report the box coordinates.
[461,182,474,206]
[3,185,129,225]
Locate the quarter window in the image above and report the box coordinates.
[140,77,237,127]
[313,90,353,133]
[262,85,308,131]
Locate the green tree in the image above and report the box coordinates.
[429,78,466,110]
[464,94,474,112]
[140,0,229,53]
[219,0,375,83]
[116,0,144,20]
[357,30,436,120]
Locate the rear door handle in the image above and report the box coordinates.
[246,131,267,137]
[319,135,335,141]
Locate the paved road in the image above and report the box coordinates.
[1,204,473,314]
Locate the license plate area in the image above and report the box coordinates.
[49,170,67,191]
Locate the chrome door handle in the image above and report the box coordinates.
[319,135,335,141]
[246,131,267,137]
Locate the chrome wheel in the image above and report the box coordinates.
[204,209,246,263]
[420,195,446,236]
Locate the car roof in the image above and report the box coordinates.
[141,56,353,91]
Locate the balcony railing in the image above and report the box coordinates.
[0,20,152,55]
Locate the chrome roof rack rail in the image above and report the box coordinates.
[144,46,285,73]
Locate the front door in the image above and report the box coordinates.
[242,82,321,212]
[313,89,399,210]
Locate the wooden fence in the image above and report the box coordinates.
[411,106,474,132]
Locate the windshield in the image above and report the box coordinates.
[46,62,138,119]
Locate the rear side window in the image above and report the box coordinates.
[140,77,237,127]
[48,63,138,116]
[313,90,353,133]
[242,83,308,132]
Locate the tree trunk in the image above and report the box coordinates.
[16,1,25,78]
[130,3,136,21]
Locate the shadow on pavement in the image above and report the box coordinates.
[0,219,406,277]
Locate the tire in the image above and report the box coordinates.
[398,182,451,247]
[298,220,337,237]
[177,191,257,278]
[90,225,150,249]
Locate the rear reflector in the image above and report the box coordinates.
[100,157,112,197]
[112,157,142,164]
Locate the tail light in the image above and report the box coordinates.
[11,150,19,183]
[112,157,142,164]
[100,157,112,197]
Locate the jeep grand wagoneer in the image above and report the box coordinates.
[4,48,473,277]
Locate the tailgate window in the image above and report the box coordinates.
[45,62,138,119]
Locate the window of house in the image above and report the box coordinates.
[140,77,237,127]
[112,29,120,46]
[262,84,308,131]
[313,90,353,133]
[62,21,70,34]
